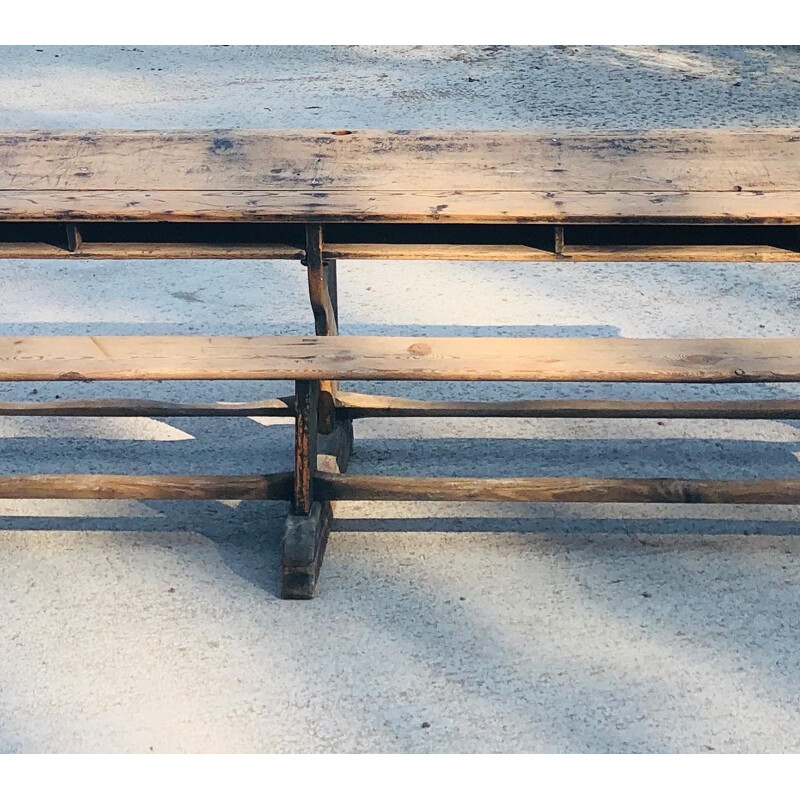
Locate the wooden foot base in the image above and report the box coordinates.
[281,501,332,599]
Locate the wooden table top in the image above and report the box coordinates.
[0,129,799,223]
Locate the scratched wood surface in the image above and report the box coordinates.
[0,130,799,222]
[0,335,797,382]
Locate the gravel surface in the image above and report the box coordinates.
[0,46,799,753]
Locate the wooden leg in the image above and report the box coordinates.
[282,227,354,599]
[282,379,329,599]
[305,224,353,469]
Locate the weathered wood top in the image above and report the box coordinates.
[0,129,799,223]
[0,336,797,382]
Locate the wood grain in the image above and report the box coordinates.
[315,474,800,504]
[2,189,800,224]
[2,129,799,192]
[0,335,796,382]
[335,392,800,419]
[0,473,293,499]
[293,380,318,515]
[1,130,799,223]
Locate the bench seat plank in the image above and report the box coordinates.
[0,335,796,382]
[1,130,800,223]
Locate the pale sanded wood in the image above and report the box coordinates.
[315,474,800,504]
[0,473,293,499]
[2,190,800,224]
[1,130,800,223]
[2,130,799,192]
[0,336,797,382]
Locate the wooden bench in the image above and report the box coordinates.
[0,129,799,598]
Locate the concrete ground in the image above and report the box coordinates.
[0,45,799,753]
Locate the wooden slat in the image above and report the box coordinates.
[0,396,294,416]
[0,242,303,259]
[335,392,800,419]
[315,474,800,504]
[2,129,800,192]
[0,336,797,382]
[0,241,797,263]
[2,190,800,225]
[323,243,800,262]
[0,473,293,499]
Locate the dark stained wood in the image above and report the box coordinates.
[315,474,800,504]
[293,380,319,516]
[335,392,800,419]
[283,378,329,599]
[0,473,293,499]
[281,502,332,600]
[63,223,81,252]
[305,224,341,433]
[0,335,797,383]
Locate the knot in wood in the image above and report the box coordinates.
[407,342,431,357]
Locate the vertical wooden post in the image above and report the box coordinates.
[282,379,330,599]
[293,379,318,515]
[304,223,353,472]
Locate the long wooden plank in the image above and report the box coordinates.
[0,396,294,416]
[0,473,293,499]
[322,244,800,262]
[0,241,797,263]
[335,392,800,419]
[315,474,800,504]
[2,130,800,192]
[0,242,304,259]
[2,190,800,224]
[0,336,797,382]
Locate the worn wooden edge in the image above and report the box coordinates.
[335,392,800,419]
[0,473,293,499]
[281,502,332,600]
[2,190,800,224]
[314,474,800,504]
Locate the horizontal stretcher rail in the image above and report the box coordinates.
[0,335,797,382]
[314,475,800,504]
[1,394,800,419]
[0,396,294,416]
[1,474,799,504]
[0,473,294,499]
[335,392,800,419]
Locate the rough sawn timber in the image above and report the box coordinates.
[0,335,797,383]
[1,129,800,223]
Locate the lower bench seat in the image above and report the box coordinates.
[1,332,798,598]
[0,335,798,382]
